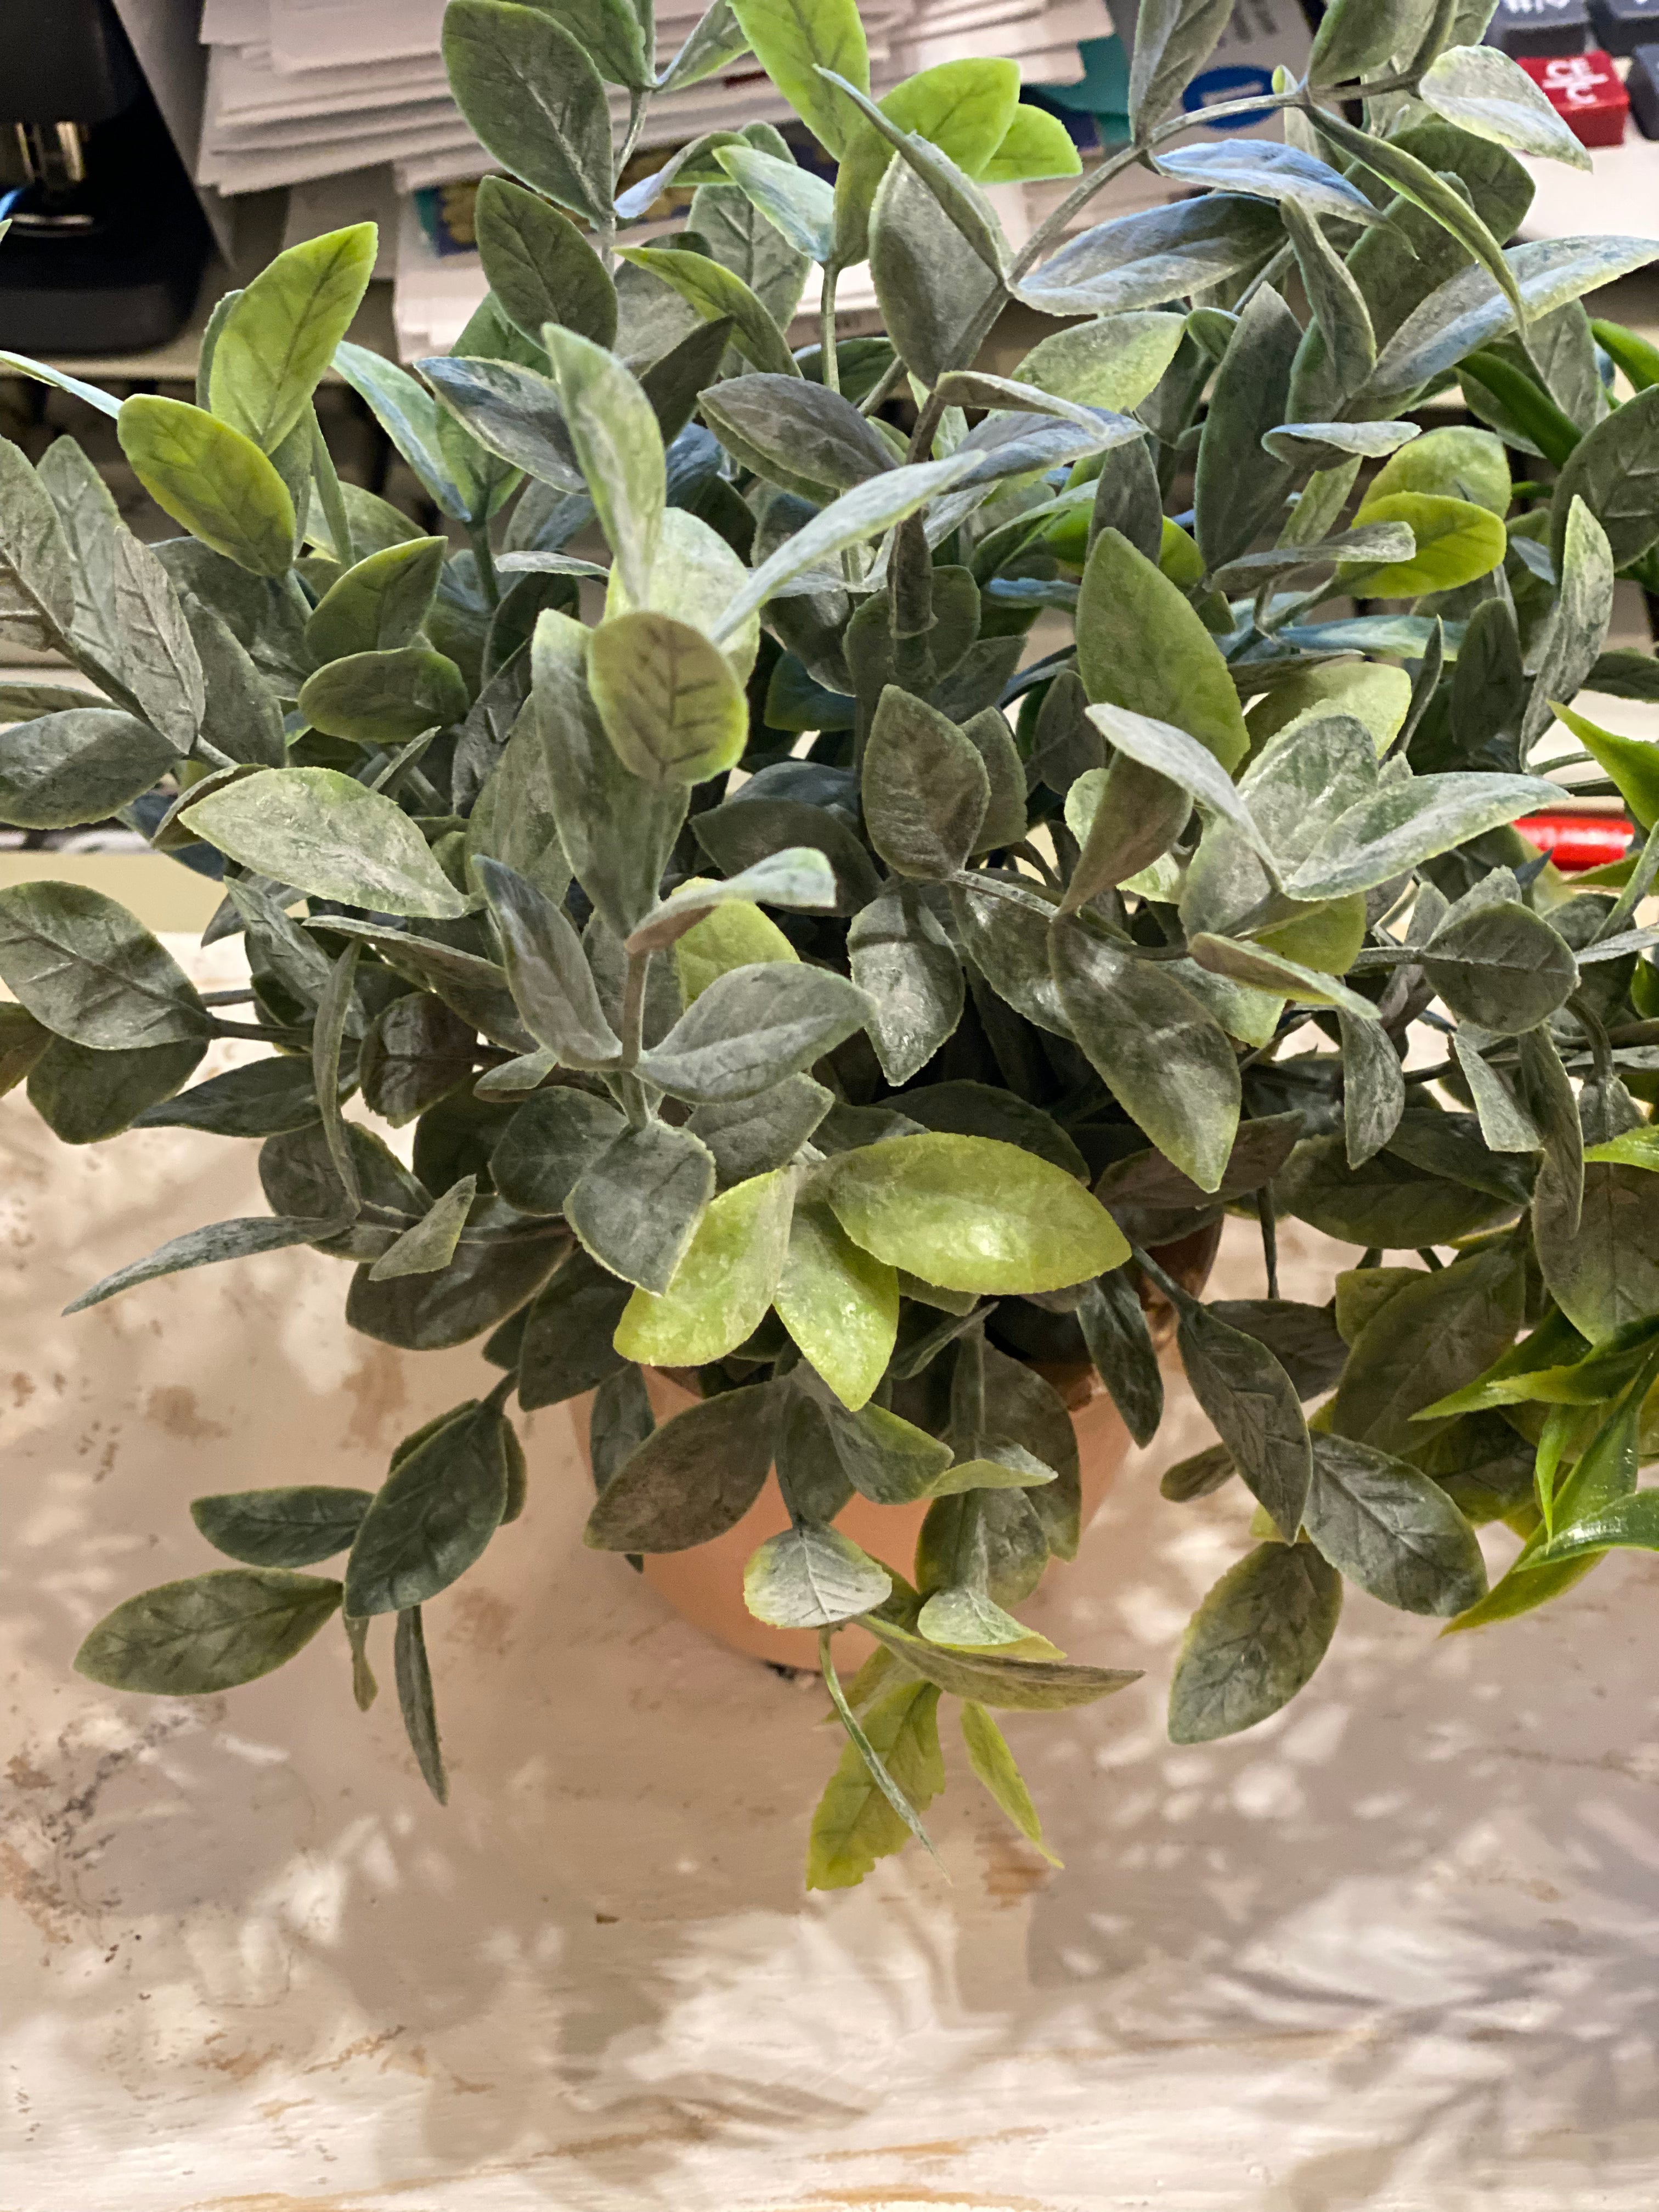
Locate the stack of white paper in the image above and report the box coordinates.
[196,0,1107,196]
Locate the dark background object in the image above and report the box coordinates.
[1590,0,1659,55]
[1486,0,1591,54]
[0,0,212,353]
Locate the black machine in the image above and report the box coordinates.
[1,0,212,353]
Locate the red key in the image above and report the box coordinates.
[1517,813,1636,870]
[1517,47,1632,142]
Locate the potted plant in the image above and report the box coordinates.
[4,0,1659,1891]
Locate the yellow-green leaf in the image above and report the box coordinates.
[960,1700,1063,1864]
[1077,528,1248,770]
[806,1679,943,1889]
[1551,698,1659,831]
[589,610,748,786]
[1363,424,1511,517]
[1346,492,1506,597]
[774,1192,899,1409]
[614,1169,794,1364]
[208,224,377,454]
[822,1132,1128,1294]
[981,104,1082,186]
[117,396,296,576]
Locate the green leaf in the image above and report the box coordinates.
[807,1676,943,1889]
[614,1169,794,1363]
[774,1192,899,1410]
[1262,420,1420,468]
[184,595,286,768]
[1312,105,1523,328]
[304,537,448,662]
[1280,201,1376,398]
[1523,496,1615,755]
[442,0,613,223]
[108,531,205,749]
[75,1569,342,1695]
[628,849,837,956]
[540,326,665,608]
[393,1605,448,1803]
[116,396,296,576]
[847,884,963,1088]
[363,1000,473,1124]
[1016,312,1186,414]
[1420,901,1577,1033]
[1531,1491,1659,1567]
[0,880,207,1048]
[689,1074,832,1186]
[617,245,799,379]
[368,1175,479,1282]
[588,610,747,786]
[298,646,469,743]
[1194,286,1300,575]
[1333,1243,1526,1452]
[860,686,989,881]
[714,144,837,263]
[1174,1296,1312,1542]
[1283,772,1561,901]
[585,1379,787,1549]
[979,100,1080,187]
[823,1131,1127,1294]
[1018,197,1284,319]
[861,1616,1141,1711]
[745,1524,891,1628]
[0,433,75,633]
[333,343,471,520]
[475,856,621,1067]
[815,1392,954,1504]
[709,450,981,643]
[1305,1432,1487,1616]
[1077,1272,1164,1449]
[489,1087,622,1214]
[1049,918,1241,1193]
[475,175,616,351]
[209,225,377,453]
[1536,1125,1659,1344]
[191,1487,373,1569]
[0,708,177,831]
[566,1120,716,1293]
[1168,1540,1342,1743]
[1075,528,1248,771]
[728,0,867,155]
[698,375,896,503]
[1550,385,1659,578]
[1161,1441,1237,1502]
[345,1207,565,1350]
[30,1034,205,1147]
[917,1583,1032,1648]
[63,1214,334,1315]
[1307,0,1437,83]
[637,961,872,1104]
[1417,43,1592,171]
[1551,699,1659,833]
[1085,702,1275,867]
[420,354,580,492]
[532,608,688,942]
[0,1001,53,1099]
[1159,139,1385,228]
[1129,0,1233,134]
[343,1398,513,1615]
[1188,933,1376,1021]
[185,768,469,919]
[1276,1133,1514,1249]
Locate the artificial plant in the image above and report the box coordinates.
[3,0,1659,1887]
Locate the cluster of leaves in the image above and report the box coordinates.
[7,0,1659,1887]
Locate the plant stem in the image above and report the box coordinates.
[616,88,649,189]
[820,263,840,392]
[1256,1186,1280,1301]
[468,520,500,609]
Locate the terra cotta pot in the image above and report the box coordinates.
[579,1224,1221,1670]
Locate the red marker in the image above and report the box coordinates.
[1517,813,1637,870]
[1516,48,1632,143]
